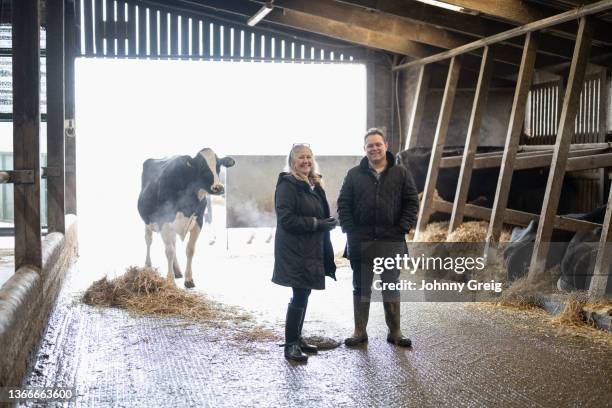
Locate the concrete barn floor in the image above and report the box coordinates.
[18,245,612,408]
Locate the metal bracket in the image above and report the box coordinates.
[42,166,62,178]
[65,119,76,138]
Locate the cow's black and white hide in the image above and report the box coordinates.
[502,206,607,289]
[137,148,235,288]
[397,146,579,215]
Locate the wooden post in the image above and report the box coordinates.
[485,32,538,249]
[65,0,77,215]
[47,0,66,234]
[414,56,462,236]
[589,182,612,297]
[404,64,430,150]
[13,0,42,269]
[528,17,593,280]
[448,46,494,237]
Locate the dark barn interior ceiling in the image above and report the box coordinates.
[150,0,612,79]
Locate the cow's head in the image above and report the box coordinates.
[192,148,235,197]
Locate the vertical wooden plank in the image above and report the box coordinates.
[105,0,116,56]
[13,0,42,269]
[159,10,168,57]
[589,183,612,297]
[243,30,252,59]
[47,0,66,234]
[65,0,77,215]
[74,0,82,54]
[150,8,158,57]
[94,0,103,55]
[448,47,494,236]
[265,34,274,60]
[529,17,594,280]
[191,17,200,58]
[170,13,178,57]
[414,56,462,236]
[202,20,211,58]
[116,0,126,56]
[275,36,284,60]
[180,14,189,59]
[212,23,221,59]
[223,24,231,59]
[138,4,147,56]
[126,2,135,56]
[485,32,538,249]
[83,0,94,54]
[253,32,262,61]
[405,64,430,150]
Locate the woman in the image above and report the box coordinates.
[273,144,337,362]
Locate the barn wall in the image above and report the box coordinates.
[366,52,396,151]
[398,64,516,149]
[226,155,361,228]
[0,215,77,386]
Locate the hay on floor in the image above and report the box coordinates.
[82,266,279,341]
[415,221,511,243]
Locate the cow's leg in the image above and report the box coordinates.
[161,223,177,286]
[145,225,153,267]
[184,224,201,289]
[173,254,183,279]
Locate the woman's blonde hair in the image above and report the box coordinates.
[286,144,322,185]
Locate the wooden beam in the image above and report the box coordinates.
[486,32,538,248]
[13,0,42,269]
[589,183,612,297]
[65,0,77,215]
[441,147,612,169]
[434,199,601,232]
[270,0,546,68]
[404,65,430,150]
[335,0,588,60]
[415,56,462,236]
[448,46,494,237]
[46,0,66,234]
[443,0,612,46]
[528,17,594,281]
[393,0,612,71]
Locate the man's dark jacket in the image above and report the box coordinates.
[273,173,336,290]
[337,151,419,260]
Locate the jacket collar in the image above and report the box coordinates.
[276,172,322,192]
[359,151,396,173]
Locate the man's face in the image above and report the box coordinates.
[364,134,388,163]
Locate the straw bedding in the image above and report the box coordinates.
[82,266,279,341]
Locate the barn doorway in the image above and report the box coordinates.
[75,58,366,305]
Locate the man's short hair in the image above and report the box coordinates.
[364,128,387,144]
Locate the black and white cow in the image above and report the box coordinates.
[397,146,578,214]
[503,206,610,294]
[137,148,235,288]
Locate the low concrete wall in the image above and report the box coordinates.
[0,215,78,386]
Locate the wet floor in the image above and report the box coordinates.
[19,250,612,407]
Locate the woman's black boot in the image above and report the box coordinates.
[298,304,318,354]
[284,304,308,362]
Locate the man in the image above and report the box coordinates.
[337,128,419,347]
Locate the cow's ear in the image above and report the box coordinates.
[219,157,235,168]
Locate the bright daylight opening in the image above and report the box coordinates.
[76,59,366,285]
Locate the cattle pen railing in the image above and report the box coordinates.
[395,0,612,298]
